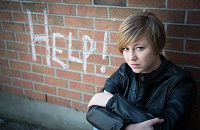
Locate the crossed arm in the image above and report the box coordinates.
[87,90,164,130]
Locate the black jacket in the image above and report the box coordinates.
[86,55,197,130]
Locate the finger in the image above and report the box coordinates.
[147,118,164,125]
[104,90,108,93]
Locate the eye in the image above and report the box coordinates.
[122,47,129,51]
[136,47,144,51]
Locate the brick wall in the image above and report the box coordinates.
[0,0,199,129]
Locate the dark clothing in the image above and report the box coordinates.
[86,55,197,130]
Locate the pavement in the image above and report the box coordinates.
[0,117,49,130]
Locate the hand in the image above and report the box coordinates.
[124,118,164,130]
[87,90,113,108]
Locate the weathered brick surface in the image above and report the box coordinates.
[167,25,200,39]
[168,0,200,9]
[128,0,165,8]
[0,1,199,129]
[94,0,126,6]
[48,4,75,15]
[77,6,107,18]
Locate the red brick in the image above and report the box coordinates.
[167,25,200,39]
[87,53,109,65]
[69,81,95,93]
[82,74,107,86]
[0,41,5,49]
[165,51,200,67]
[0,50,18,60]
[168,0,200,9]
[48,37,65,48]
[26,24,46,35]
[107,43,121,55]
[111,56,125,67]
[83,93,93,103]
[96,86,103,93]
[32,64,55,76]
[0,59,8,67]
[16,33,31,43]
[95,42,104,54]
[71,101,87,112]
[65,17,93,29]
[78,6,107,18]
[44,76,68,87]
[187,11,200,24]
[94,0,126,6]
[0,75,11,84]
[128,0,165,8]
[22,71,43,82]
[109,8,141,19]
[47,95,70,107]
[94,19,122,31]
[110,32,117,43]
[19,53,42,64]
[37,14,63,26]
[0,84,3,91]
[186,40,200,53]
[30,45,46,56]
[34,83,56,95]
[0,12,12,21]
[6,41,27,52]
[25,90,46,102]
[4,85,23,96]
[50,27,77,38]
[22,3,47,12]
[10,61,31,71]
[164,38,183,51]
[63,0,92,4]
[96,65,118,76]
[66,40,82,50]
[47,58,68,68]
[52,49,68,59]
[68,61,94,73]
[2,22,24,32]
[56,69,81,81]
[0,1,21,11]
[12,78,33,89]
[0,32,15,41]
[78,30,106,42]
[36,0,62,2]
[48,4,75,15]
[58,88,82,100]
[147,10,185,23]
[13,12,37,23]
[1,67,21,77]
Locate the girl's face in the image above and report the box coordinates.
[122,36,161,73]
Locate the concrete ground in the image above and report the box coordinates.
[0,92,93,130]
[0,117,49,130]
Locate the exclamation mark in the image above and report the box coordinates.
[101,31,108,73]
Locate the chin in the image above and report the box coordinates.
[131,69,142,73]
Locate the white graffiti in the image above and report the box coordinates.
[27,9,108,73]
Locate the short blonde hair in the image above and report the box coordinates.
[117,12,166,54]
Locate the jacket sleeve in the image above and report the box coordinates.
[154,77,197,130]
[106,93,154,123]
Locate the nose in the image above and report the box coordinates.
[129,50,137,61]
